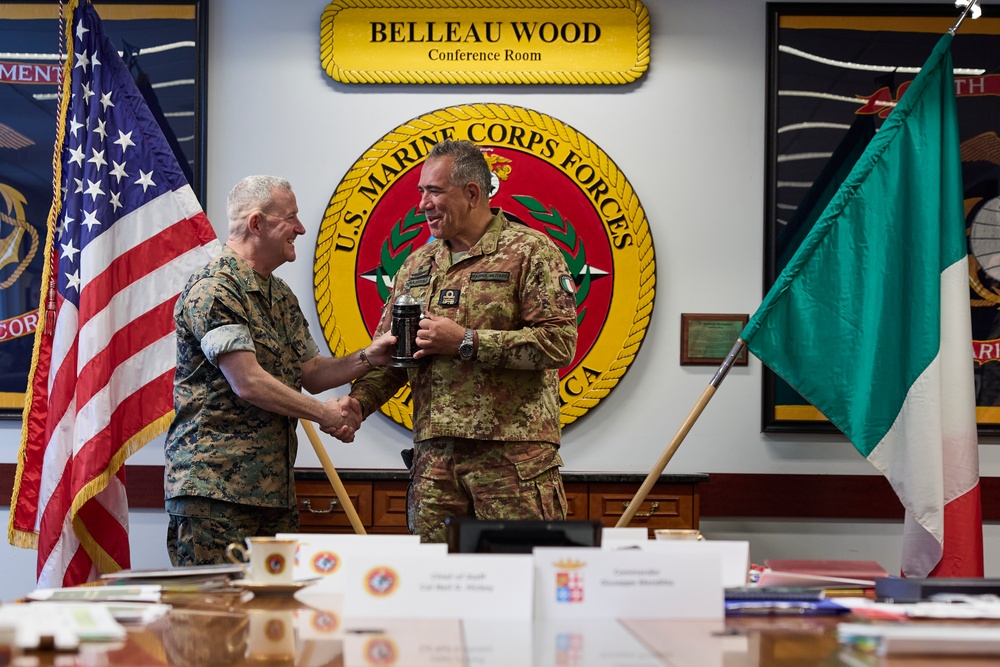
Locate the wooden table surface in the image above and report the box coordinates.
[10,588,1000,666]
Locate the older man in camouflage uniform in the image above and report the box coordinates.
[164,175,394,565]
[348,140,578,543]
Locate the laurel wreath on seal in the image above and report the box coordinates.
[511,194,589,325]
[375,207,426,303]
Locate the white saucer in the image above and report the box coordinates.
[230,579,317,596]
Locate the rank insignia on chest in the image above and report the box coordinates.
[438,289,460,307]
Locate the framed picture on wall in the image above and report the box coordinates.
[763,3,1000,433]
[0,0,207,418]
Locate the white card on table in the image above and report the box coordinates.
[636,540,750,588]
[342,553,534,619]
[277,532,426,589]
[534,547,723,619]
[600,527,649,546]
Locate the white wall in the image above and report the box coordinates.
[3,0,999,602]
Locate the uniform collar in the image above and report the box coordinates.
[436,208,507,266]
[221,246,287,302]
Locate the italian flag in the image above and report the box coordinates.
[743,33,983,577]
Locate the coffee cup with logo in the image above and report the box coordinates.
[226,537,297,584]
[653,529,704,541]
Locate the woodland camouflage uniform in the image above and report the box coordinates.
[350,209,578,541]
[164,246,319,564]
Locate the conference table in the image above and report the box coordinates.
[14,587,1000,666]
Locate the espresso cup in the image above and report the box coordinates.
[654,529,704,541]
[226,537,297,584]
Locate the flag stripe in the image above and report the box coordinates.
[76,301,174,409]
[37,370,174,570]
[742,33,982,577]
[9,0,220,587]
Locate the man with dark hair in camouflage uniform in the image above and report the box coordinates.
[348,140,579,542]
[164,175,394,565]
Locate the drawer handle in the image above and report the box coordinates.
[302,498,339,514]
[622,500,659,517]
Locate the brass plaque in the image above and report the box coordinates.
[320,0,649,85]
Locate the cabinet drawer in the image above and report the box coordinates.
[296,480,372,533]
[372,481,410,532]
[588,483,697,537]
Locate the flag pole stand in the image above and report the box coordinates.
[301,419,367,534]
[616,339,746,528]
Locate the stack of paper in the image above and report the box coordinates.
[756,559,887,591]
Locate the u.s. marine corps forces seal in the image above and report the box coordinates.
[314,104,655,428]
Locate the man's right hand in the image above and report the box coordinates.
[319,396,362,442]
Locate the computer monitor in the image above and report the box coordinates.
[445,518,603,554]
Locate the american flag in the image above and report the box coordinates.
[8,0,220,588]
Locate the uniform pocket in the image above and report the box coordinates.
[503,442,563,481]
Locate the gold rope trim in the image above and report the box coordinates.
[0,192,41,289]
[319,0,650,85]
[8,0,77,553]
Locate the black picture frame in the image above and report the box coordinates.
[763,3,1000,433]
[0,0,207,418]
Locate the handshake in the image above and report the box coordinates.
[314,329,396,442]
[319,395,365,442]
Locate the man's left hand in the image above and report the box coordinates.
[413,313,465,358]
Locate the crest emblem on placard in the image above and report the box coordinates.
[364,566,399,597]
[315,104,655,429]
[311,550,340,575]
[554,558,586,603]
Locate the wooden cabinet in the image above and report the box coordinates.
[295,471,707,538]
[588,483,700,537]
[296,480,371,532]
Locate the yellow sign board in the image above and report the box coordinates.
[320,0,650,85]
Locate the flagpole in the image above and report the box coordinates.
[301,419,367,534]
[616,339,746,527]
[949,0,981,34]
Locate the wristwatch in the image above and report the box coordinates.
[458,328,475,361]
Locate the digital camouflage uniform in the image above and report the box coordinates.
[164,246,320,565]
[350,209,578,542]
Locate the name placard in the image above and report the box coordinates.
[342,554,534,619]
[534,547,723,619]
[279,533,427,591]
[320,0,650,85]
[637,540,751,588]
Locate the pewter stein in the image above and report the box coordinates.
[389,294,423,367]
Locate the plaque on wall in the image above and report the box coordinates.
[319,0,650,85]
